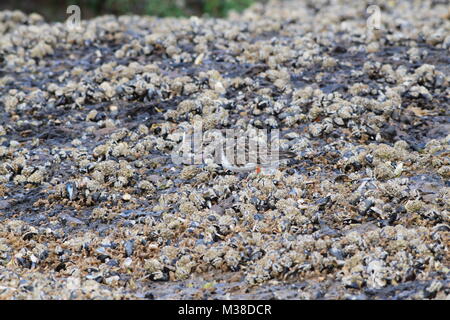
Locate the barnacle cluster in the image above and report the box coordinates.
[0,0,448,299]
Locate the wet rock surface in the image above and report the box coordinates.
[0,0,449,299]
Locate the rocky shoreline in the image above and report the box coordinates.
[0,0,448,299]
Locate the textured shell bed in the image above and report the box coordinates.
[0,0,449,299]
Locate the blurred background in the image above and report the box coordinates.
[0,0,266,20]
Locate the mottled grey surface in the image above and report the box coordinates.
[0,0,448,299]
